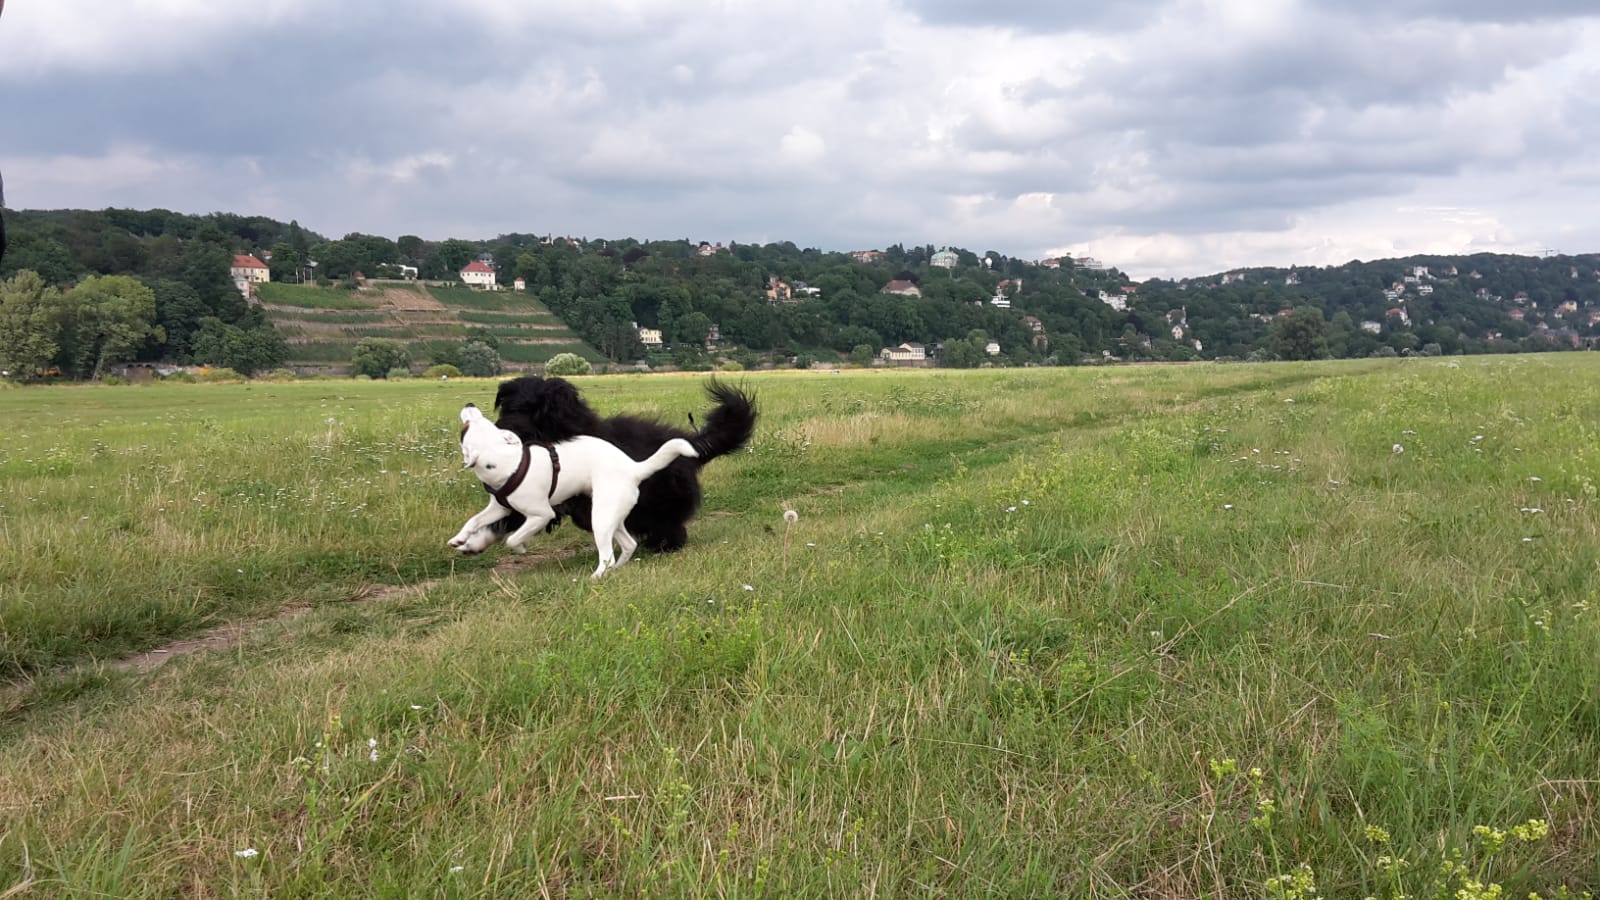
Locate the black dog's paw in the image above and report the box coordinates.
[544,513,566,534]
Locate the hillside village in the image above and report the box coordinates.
[3,206,1599,379]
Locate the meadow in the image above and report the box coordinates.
[1,357,1598,897]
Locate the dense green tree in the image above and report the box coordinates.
[350,338,411,378]
[0,272,61,378]
[190,318,288,375]
[55,275,164,378]
[458,340,501,377]
[1269,307,1330,361]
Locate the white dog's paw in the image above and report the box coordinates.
[450,527,500,556]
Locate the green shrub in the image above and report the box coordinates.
[423,364,463,379]
[386,367,412,380]
[545,352,592,377]
[458,341,502,377]
[351,338,411,378]
[200,367,244,383]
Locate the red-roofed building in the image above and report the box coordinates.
[880,279,921,297]
[460,260,497,289]
[231,254,269,285]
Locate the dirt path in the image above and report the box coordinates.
[1,550,577,709]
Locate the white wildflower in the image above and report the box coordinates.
[235,848,259,859]
[1392,444,1404,454]
[1223,504,1234,510]
[783,509,799,524]
[742,584,754,591]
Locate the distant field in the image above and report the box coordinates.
[255,282,380,310]
[2,358,1598,897]
[258,282,600,366]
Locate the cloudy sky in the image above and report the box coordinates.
[2,0,1597,279]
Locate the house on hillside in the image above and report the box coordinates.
[931,249,959,269]
[880,279,921,297]
[879,342,928,365]
[765,277,794,303]
[1022,316,1044,334]
[635,324,663,348]
[231,254,269,284]
[460,260,497,289]
[1360,320,1383,335]
[852,250,884,264]
[984,341,1001,356]
[696,241,727,257]
[1096,289,1127,312]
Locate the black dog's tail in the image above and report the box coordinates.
[688,379,757,461]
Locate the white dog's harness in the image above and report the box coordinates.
[483,443,561,509]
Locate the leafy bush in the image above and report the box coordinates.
[545,352,592,376]
[458,340,501,377]
[386,367,412,380]
[423,364,463,379]
[351,338,411,378]
[199,367,244,383]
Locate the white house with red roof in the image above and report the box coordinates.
[231,254,269,284]
[460,260,497,289]
[880,279,921,297]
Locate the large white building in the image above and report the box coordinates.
[460,260,497,288]
[231,254,269,284]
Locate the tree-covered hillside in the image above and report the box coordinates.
[3,206,1598,379]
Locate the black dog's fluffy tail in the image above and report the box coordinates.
[688,379,757,461]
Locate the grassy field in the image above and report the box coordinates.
[2,357,1598,897]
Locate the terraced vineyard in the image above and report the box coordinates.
[256,281,605,368]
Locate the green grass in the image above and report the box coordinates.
[424,285,541,311]
[283,342,356,363]
[456,310,569,327]
[256,283,381,310]
[276,310,393,325]
[497,342,608,364]
[2,359,1599,897]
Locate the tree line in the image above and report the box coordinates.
[4,206,1597,379]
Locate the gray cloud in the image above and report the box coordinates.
[2,0,1598,278]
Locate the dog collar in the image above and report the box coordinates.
[482,443,559,509]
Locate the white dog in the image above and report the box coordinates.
[449,403,699,577]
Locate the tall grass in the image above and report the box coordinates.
[2,358,1598,897]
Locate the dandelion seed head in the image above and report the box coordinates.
[783,509,799,524]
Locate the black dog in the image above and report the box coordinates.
[457,376,756,554]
